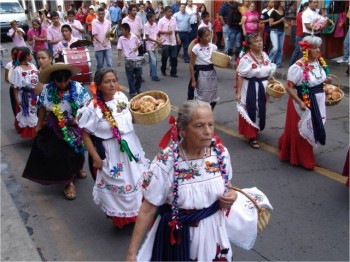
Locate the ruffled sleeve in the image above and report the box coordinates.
[142,148,173,206]
[237,55,253,77]
[75,82,91,107]
[77,100,99,134]
[287,62,303,86]
[11,67,22,88]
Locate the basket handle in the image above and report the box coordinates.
[230,186,263,213]
[327,74,341,90]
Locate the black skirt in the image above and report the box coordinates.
[22,126,85,185]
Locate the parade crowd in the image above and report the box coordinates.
[2,0,349,261]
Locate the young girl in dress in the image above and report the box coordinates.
[188,27,219,110]
[34,49,53,96]
[5,47,18,116]
[11,46,39,138]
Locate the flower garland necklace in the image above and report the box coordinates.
[301,49,330,108]
[96,91,138,162]
[169,138,229,241]
[50,81,85,154]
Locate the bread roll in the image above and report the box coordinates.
[131,99,142,110]
[140,100,156,113]
[140,95,157,104]
[331,91,341,100]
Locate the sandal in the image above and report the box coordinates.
[249,139,260,149]
[77,169,87,179]
[64,183,76,200]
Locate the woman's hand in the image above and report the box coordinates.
[126,253,137,262]
[324,77,332,84]
[93,157,103,169]
[236,91,241,102]
[191,79,197,89]
[298,100,307,111]
[220,189,237,209]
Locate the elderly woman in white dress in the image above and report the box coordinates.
[278,36,331,170]
[77,69,148,228]
[236,34,276,149]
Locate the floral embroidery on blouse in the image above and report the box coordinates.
[212,243,229,262]
[156,151,170,165]
[142,171,154,189]
[178,167,201,181]
[97,177,141,194]
[116,101,127,113]
[204,161,220,174]
[110,163,124,178]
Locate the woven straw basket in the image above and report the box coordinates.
[211,51,231,68]
[188,40,231,68]
[130,91,171,125]
[325,74,344,106]
[266,80,286,98]
[232,187,271,233]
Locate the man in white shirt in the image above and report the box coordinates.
[186,0,199,41]
[302,0,327,36]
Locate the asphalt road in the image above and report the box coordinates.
[1,41,349,261]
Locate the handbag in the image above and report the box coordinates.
[230,187,272,232]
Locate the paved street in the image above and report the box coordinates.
[1,40,349,261]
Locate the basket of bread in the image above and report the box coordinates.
[130,91,171,125]
[324,74,344,106]
[266,80,286,98]
[188,39,231,68]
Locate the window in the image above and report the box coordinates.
[0,2,24,14]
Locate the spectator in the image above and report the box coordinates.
[155,1,165,22]
[219,1,235,55]
[227,2,242,58]
[171,0,181,14]
[213,13,223,49]
[57,5,66,23]
[173,3,191,63]
[27,19,47,67]
[289,2,309,66]
[75,7,87,30]
[65,10,85,40]
[242,2,260,41]
[85,8,96,40]
[145,1,154,14]
[186,0,199,41]
[198,11,213,39]
[109,0,122,26]
[100,2,111,21]
[260,0,274,54]
[269,1,286,68]
[92,8,112,69]
[137,3,147,26]
[240,0,250,15]
[8,20,27,48]
[302,0,327,36]
[198,4,207,23]
[337,7,350,64]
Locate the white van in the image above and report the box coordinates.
[0,0,29,41]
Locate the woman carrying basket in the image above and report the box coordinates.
[236,34,276,149]
[278,36,332,170]
[77,69,148,228]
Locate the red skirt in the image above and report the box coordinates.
[238,114,259,139]
[278,97,315,170]
[14,105,36,139]
[112,216,137,228]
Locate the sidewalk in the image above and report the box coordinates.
[1,178,41,261]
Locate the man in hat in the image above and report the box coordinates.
[92,7,112,69]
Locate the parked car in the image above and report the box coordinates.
[0,0,29,41]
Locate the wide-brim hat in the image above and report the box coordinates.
[39,63,81,84]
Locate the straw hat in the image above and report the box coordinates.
[39,63,81,83]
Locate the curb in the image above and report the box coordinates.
[1,178,42,261]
